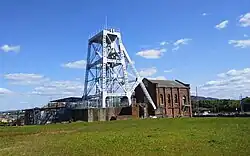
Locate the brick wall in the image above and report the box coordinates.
[156,87,192,117]
[134,79,192,118]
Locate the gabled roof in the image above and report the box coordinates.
[145,78,189,88]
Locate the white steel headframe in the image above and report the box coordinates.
[83,29,156,109]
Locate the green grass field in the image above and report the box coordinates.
[0,118,250,156]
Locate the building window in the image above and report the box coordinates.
[174,94,178,103]
[182,96,187,105]
[167,94,171,103]
[160,94,164,105]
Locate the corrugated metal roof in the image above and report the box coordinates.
[147,79,188,88]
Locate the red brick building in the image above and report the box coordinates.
[134,78,192,117]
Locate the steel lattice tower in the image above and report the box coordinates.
[83,28,156,109]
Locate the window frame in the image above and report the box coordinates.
[174,94,178,103]
[160,94,164,105]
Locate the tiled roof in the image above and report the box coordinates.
[146,79,189,88]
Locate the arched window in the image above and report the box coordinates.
[174,94,178,103]
[182,96,187,105]
[167,94,171,103]
[160,94,164,104]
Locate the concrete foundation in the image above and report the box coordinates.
[23,102,145,125]
[132,103,139,119]
[83,107,124,122]
[83,99,140,122]
[155,106,164,118]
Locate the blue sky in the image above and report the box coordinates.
[0,0,250,111]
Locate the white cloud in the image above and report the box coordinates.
[4,73,44,81]
[215,20,229,30]
[62,60,87,69]
[139,67,157,77]
[239,13,250,27]
[0,45,20,53]
[20,101,28,104]
[202,12,212,16]
[136,49,166,59]
[217,68,250,78]
[3,72,84,97]
[31,80,84,97]
[228,39,250,48]
[164,69,173,73]
[244,34,248,38]
[75,78,81,81]
[0,88,13,95]
[160,41,168,46]
[173,38,192,46]
[171,38,191,51]
[4,73,49,85]
[202,13,208,16]
[172,46,180,51]
[199,68,250,99]
[148,76,167,80]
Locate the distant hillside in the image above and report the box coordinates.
[191,96,218,101]
[0,110,22,114]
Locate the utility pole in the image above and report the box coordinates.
[196,86,199,113]
[240,94,243,113]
